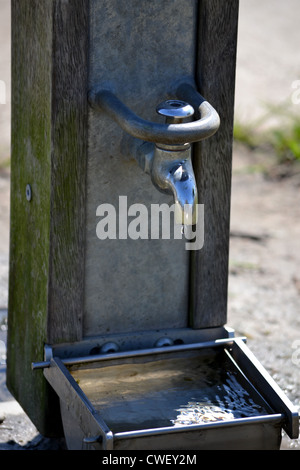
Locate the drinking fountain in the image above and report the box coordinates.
[31,81,298,450]
[7,0,299,450]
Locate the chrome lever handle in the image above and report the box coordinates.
[88,82,220,145]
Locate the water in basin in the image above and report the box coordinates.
[70,348,273,433]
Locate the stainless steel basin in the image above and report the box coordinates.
[41,337,299,450]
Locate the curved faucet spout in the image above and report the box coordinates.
[150,145,198,225]
[168,159,198,226]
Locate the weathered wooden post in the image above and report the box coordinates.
[7,0,298,449]
[8,0,89,435]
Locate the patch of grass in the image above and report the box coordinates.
[229,260,260,271]
[234,103,300,164]
[269,120,300,163]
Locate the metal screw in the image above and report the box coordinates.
[82,435,102,450]
[154,337,174,348]
[100,342,119,354]
[26,184,32,202]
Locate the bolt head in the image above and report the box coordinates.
[26,184,32,202]
[156,100,194,121]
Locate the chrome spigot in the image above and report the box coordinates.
[150,99,198,225]
[88,81,220,225]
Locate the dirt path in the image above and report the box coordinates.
[229,144,300,449]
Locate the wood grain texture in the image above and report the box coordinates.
[7,0,89,435]
[190,0,239,328]
[7,0,58,436]
[47,0,88,344]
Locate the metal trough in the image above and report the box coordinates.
[34,336,298,450]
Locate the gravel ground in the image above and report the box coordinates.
[0,0,300,450]
[229,144,300,450]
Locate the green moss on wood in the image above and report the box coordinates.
[7,0,58,435]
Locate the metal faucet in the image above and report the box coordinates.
[88,81,220,225]
[136,100,198,225]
